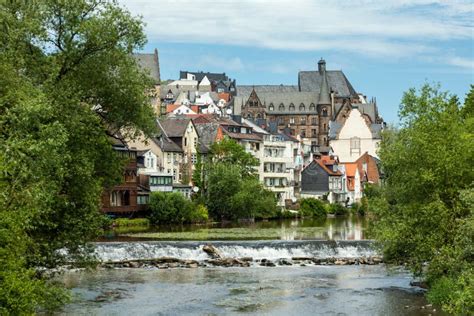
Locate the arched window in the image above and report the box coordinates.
[309,103,316,111]
[269,103,274,111]
[279,103,284,111]
[322,107,328,117]
[256,113,263,119]
[299,103,305,111]
[289,103,295,111]
[247,113,253,119]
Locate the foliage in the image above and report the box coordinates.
[204,164,278,220]
[113,218,150,227]
[0,0,155,313]
[148,192,194,224]
[370,84,474,313]
[190,204,209,223]
[195,138,278,221]
[327,203,349,216]
[207,138,260,177]
[300,198,327,218]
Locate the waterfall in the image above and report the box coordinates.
[94,240,377,263]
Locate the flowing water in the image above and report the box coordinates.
[57,218,444,315]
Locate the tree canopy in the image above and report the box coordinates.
[371,84,474,314]
[0,0,155,313]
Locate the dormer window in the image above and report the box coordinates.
[299,103,305,111]
[279,103,284,111]
[309,103,316,111]
[289,103,295,111]
[269,103,274,111]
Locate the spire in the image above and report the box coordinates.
[318,63,331,106]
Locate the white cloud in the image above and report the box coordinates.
[119,0,473,64]
[447,56,474,69]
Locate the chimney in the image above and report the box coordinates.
[318,58,326,74]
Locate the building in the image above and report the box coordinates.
[329,103,383,161]
[179,71,237,95]
[101,139,148,214]
[234,59,383,154]
[157,117,200,184]
[133,49,161,116]
[300,153,347,204]
[137,149,173,194]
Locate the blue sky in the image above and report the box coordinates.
[120,0,473,123]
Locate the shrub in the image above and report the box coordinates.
[360,197,369,216]
[113,218,150,227]
[300,198,327,218]
[327,203,349,216]
[148,192,193,224]
[190,204,209,223]
[350,202,361,215]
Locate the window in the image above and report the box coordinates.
[322,107,328,117]
[289,117,295,124]
[269,103,274,111]
[173,169,177,181]
[247,113,253,119]
[184,138,187,146]
[312,129,317,137]
[150,176,172,186]
[122,191,130,206]
[194,138,197,146]
[289,103,295,111]
[137,195,149,205]
[150,157,154,168]
[301,129,306,137]
[191,153,197,164]
[350,136,361,156]
[167,153,171,163]
[279,103,284,111]
[309,103,316,111]
[300,117,306,124]
[299,103,305,111]
[323,123,327,131]
[312,117,318,125]
[256,113,263,119]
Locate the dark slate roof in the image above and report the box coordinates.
[357,103,377,122]
[236,85,299,98]
[180,71,228,82]
[194,122,219,148]
[258,92,319,114]
[328,121,343,140]
[155,136,183,153]
[298,71,357,97]
[133,49,160,84]
[158,118,191,138]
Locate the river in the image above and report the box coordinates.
[57,217,444,315]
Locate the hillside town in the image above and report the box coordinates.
[101,49,385,214]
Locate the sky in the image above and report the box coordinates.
[119,0,473,123]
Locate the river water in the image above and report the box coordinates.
[57,218,444,315]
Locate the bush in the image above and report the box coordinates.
[148,192,193,224]
[427,272,474,315]
[327,203,349,216]
[190,204,209,223]
[113,218,150,227]
[300,198,327,218]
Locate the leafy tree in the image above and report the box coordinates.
[371,84,474,314]
[0,0,155,313]
[197,138,278,220]
[148,192,193,224]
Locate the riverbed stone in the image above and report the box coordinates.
[202,244,222,259]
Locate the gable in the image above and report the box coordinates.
[337,109,372,139]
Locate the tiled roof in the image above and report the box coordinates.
[155,136,183,153]
[344,163,359,177]
[224,130,262,141]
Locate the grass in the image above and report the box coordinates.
[113,218,150,227]
[123,226,328,240]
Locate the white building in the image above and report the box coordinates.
[137,149,173,193]
[329,107,382,162]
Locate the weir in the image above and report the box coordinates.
[94,240,378,263]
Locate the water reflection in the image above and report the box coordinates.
[100,216,370,241]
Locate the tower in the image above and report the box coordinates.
[317,59,331,146]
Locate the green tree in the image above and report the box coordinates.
[0,0,155,313]
[148,192,193,224]
[197,138,278,220]
[371,84,474,314]
[300,198,327,218]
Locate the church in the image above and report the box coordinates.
[234,59,384,153]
